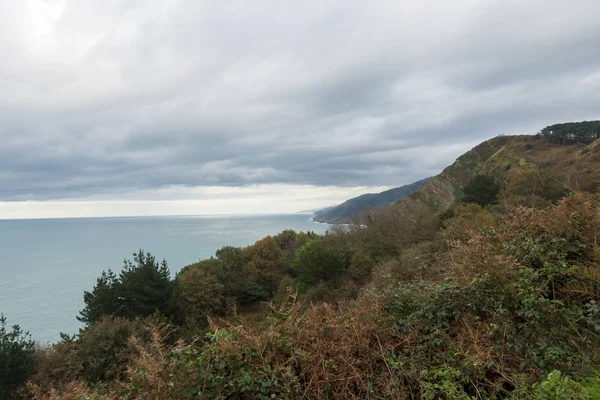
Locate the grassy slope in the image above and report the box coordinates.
[318,134,600,225]
[391,135,600,219]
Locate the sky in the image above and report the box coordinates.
[0,0,599,219]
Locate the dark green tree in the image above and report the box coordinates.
[540,120,600,145]
[78,270,118,324]
[0,315,35,399]
[118,250,174,320]
[76,316,144,383]
[78,250,175,324]
[461,174,501,207]
[243,237,284,295]
[291,238,349,288]
[214,246,253,305]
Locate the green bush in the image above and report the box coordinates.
[291,238,349,288]
[0,314,35,399]
[461,174,501,206]
[532,370,588,400]
[581,371,600,398]
[76,316,145,383]
[176,264,227,329]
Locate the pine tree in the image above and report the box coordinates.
[78,250,175,325]
[0,315,35,399]
[461,174,501,207]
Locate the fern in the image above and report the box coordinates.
[564,265,600,299]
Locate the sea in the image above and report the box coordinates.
[0,214,328,344]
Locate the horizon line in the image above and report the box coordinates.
[0,211,319,222]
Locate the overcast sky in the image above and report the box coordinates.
[1,0,599,218]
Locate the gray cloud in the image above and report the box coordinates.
[1,0,599,200]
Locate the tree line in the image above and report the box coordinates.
[539,120,600,145]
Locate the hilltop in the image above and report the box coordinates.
[370,125,600,226]
[315,120,600,226]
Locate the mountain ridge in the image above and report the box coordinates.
[312,177,432,223]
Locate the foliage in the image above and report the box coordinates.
[0,314,35,399]
[213,246,248,305]
[19,129,600,398]
[79,250,175,324]
[77,270,119,325]
[176,264,227,329]
[76,317,145,383]
[352,201,438,261]
[117,251,175,320]
[461,174,501,206]
[442,203,495,239]
[540,120,600,145]
[31,316,146,392]
[581,371,600,398]
[60,298,409,400]
[531,370,588,399]
[291,237,349,288]
[242,236,285,298]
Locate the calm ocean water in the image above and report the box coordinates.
[0,214,328,344]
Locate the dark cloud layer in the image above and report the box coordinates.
[1,0,599,200]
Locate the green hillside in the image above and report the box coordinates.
[381,126,600,226]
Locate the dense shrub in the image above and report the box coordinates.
[23,190,600,398]
[176,264,227,329]
[531,370,589,399]
[79,250,175,324]
[461,174,501,206]
[291,237,349,288]
[0,314,35,399]
[242,236,285,298]
[31,316,146,393]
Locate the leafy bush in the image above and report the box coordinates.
[242,236,285,298]
[176,264,227,329]
[31,316,146,392]
[461,174,501,206]
[531,370,588,399]
[581,371,600,398]
[291,238,349,288]
[0,314,35,399]
[119,299,405,399]
[76,316,145,383]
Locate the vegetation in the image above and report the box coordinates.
[540,120,600,145]
[0,315,35,399]
[460,174,501,206]
[78,250,175,324]
[313,177,432,224]
[4,127,600,398]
